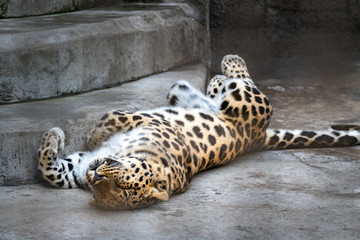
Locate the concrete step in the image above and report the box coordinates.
[0,63,207,185]
[0,3,208,103]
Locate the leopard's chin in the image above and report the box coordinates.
[91,180,129,210]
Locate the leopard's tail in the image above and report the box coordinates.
[261,125,360,150]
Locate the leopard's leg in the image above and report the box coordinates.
[166,80,218,114]
[86,110,155,150]
[206,75,227,101]
[206,54,253,103]
[217,55,273,153]
[221,54,251,80]
[38,128,90,189]
[166,56,252,113]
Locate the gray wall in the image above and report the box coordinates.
[0,0,121,17]
[210,0,360,78]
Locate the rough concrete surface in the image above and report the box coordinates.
[0,3,208,103]
[0,0,116,18]
[0,148,359,239]
[160,0,210,26]
[0,63,207,185]
[0,60,359,239]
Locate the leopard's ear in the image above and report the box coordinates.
[150,187,169,201]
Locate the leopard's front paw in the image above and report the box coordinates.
[38,128,65,164]
[167,80,192,106]
[41,127,65,151]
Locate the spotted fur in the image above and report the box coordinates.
[207,75,226,101]
[38,54,360,210]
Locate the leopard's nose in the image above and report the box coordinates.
[93,171,105,184]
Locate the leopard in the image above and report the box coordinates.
[38,54,360,210]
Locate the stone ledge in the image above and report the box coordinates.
[0,63,207,185]
[0,3,208,103]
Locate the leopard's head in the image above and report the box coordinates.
[87,157,169,210]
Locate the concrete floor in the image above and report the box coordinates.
[1,59,360,239]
